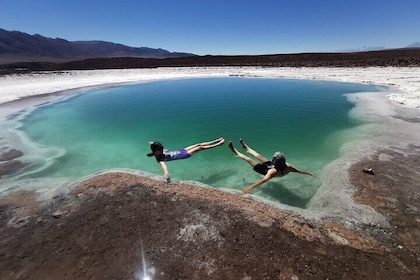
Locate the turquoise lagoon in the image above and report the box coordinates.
[7,78,380,208]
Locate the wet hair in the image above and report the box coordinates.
[272,152,286,171]
[147,141,164,157]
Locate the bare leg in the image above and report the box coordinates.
[190,137,223,147]
[184,137,225,155]
[239,139,268,163]
[228,141,258,167]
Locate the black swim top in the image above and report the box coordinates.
[253,161,275,175]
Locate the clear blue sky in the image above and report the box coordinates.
[1,0,419,55]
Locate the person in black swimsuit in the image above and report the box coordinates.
[228,139,315,193]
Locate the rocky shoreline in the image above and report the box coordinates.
[1,145,419,279]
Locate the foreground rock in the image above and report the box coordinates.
[1,164,419,280]
[350,146,420,259]
[0,148,26,177]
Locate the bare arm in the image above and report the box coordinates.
[159,161,170,180]
[287,164,317,178]
[243,169,276,193]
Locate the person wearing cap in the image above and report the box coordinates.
[228,138,315,193]
[147,137,225,182]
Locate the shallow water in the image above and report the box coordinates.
[3,78,380,208]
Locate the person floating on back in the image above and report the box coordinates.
[147,137,225,182]
[228,139,315,193]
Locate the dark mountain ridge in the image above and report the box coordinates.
[0,28,196,64]
[2,48,419,75]
[1,29,419,74]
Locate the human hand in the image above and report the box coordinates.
[164,172,170,183]
[243,186,252,194]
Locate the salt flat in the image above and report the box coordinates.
[1,67,419,108]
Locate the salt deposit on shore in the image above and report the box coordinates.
[1,67,419,108]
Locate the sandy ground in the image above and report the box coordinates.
[0,67,419,279]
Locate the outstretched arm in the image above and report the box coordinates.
[243,169,276,193]
[287,164,317,178]
[159,161,170,180]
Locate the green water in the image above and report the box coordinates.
[17,78,379,207]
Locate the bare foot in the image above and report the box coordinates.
[228,141,236,154]
[213,137,223,143]
[239,138,248,150]
[209,137,224,146]
[211,138,224,148]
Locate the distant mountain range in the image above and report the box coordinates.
[0,28,419,65]
[406,42,420,48]
[336,42,420,53]
[0,28,196,64]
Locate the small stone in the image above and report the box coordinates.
[52,211,61,218]
[362,167,375,175]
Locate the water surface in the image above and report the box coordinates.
[9,78,380,207]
